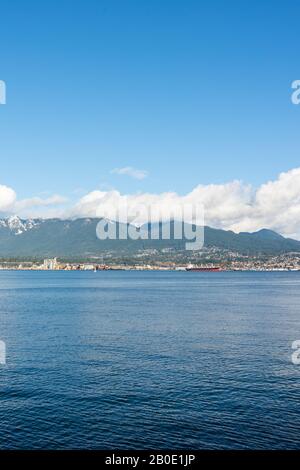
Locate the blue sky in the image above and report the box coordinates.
[0,0,300,235]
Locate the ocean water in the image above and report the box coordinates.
[0,270,300,449]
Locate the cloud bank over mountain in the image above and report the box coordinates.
[2,167,300,239]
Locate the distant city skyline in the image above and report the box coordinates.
[1,1,300,237]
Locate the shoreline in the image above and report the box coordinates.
[0,268,299,273]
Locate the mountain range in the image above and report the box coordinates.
[0,216,299,260]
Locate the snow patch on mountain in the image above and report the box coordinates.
[0,216,41,235]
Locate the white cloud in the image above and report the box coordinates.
[111,166,148,180]
[70,168,300,239]
[2,167,300,239]
[70,182,252,228]
[14,194,68,212]
[0,185,16,211]
[0,190,68,218]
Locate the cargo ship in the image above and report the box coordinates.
[186,265,221,272]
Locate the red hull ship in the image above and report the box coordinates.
[186,266,221,272]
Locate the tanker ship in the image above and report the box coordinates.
[186,264,221,272]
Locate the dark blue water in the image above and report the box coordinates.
[0,271,300,449]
